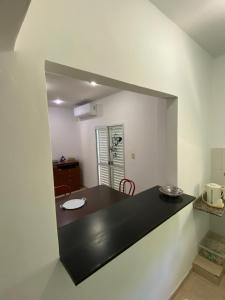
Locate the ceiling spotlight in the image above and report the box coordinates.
[90,81,97,87]
[53,98,64,105]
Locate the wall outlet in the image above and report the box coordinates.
[131,153,135,159]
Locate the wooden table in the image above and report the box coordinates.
[55,185,129,228]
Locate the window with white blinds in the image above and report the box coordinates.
[96,125,125,190]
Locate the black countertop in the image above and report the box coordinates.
[58,185,194,285]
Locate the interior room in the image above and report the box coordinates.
[2,1,225,300]
[46,72,177,197]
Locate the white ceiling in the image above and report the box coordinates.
[46,73,120,107]
[150,0,225,57]
[1,0,225,57]
[0,0,31,51]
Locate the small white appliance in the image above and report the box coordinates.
[74,103,97,119]
[204,183,225,208]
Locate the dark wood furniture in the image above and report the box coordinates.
[58,185,195,285]
[54,185,71,197]
[53,160,81,196]
[56,185,129,228]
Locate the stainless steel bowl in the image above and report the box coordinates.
[159,185,183,197]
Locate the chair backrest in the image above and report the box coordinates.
[119,178,135,196]
[54,185,71,197]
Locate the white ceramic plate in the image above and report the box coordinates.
[62,198,86,210]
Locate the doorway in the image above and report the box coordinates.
[96,125,125,190]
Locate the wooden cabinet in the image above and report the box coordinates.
[53,161,81,196]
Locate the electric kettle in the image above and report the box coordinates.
[204,183,225,208]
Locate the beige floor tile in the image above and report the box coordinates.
[172,271,225,300]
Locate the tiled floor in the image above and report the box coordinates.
[172,271,225,300]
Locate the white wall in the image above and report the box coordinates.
[0,0,212,299]
[0,51,58,297]
[209,55,225,235]
[210,55,225,148]
[48,106,80,161]
[78,91,168,193]
[211,148,225,186]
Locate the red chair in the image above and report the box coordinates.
[119,178,135,196]
[54,185,71,197]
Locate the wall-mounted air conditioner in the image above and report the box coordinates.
[74,103,97,119]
